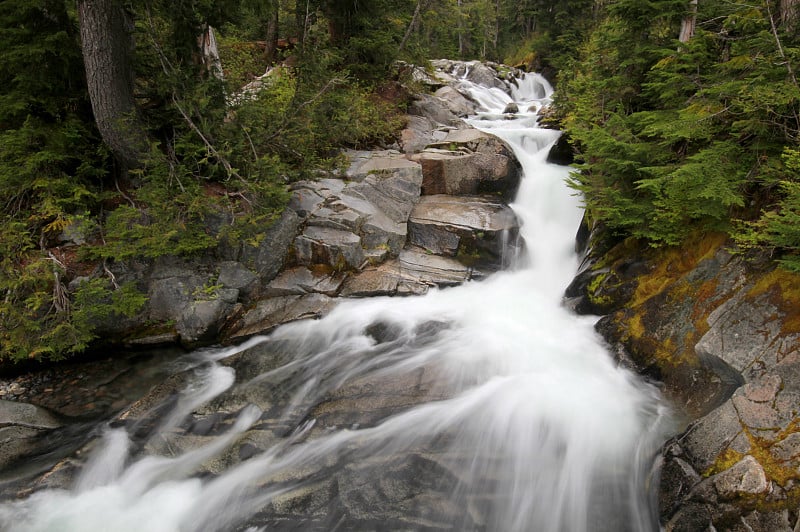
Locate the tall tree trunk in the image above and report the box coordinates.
[457,0,464,56]
[198,24,224,81]
[399,0,431,52]
[782,0,799,30]
[264,4,279,63]
[679,0,698,43]
[77,0,149,170]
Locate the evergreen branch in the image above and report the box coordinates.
[171,94,244,182]
[262,77,344,143]
[765,1,800,138]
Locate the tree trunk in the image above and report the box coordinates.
[457,0,464,56]
[198,24,224,81]
[679,0,698,43]
[264,4,279,63]
[399,0,431,52]
[782,0,799,30]
[77,0,149,170]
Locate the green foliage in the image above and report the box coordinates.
[738,149,800,272]
[560,0,800,266]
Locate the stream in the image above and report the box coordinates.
[0,66,675,532]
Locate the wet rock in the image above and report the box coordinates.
[547,134,574,165]
[0,400,63,430]
[224,293,336,342]
[740,510,793,532]
[433,86,477,117]
[664,502,712,532]
[502,102,519,114]
[408,195,520,271]
[465,62,507,91]
[340,266,402,298]
[659,452,702,520]
[426,129,521,198]
[398,248,471,286]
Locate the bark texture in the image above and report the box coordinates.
[264,6,279,63]
[77,0,149,169]
[678,0,698,43]
[782,0,799,30]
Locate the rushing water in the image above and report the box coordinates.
[0,65,674,532]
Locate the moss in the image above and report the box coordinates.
[705,425,800,488]
[628,232,727,308]
[586,271,614,306]
[705,448,746,477]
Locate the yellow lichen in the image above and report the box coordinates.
[747,268,800,334]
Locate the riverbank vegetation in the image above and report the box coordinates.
[557,0,800,275]
[2,0,799,362]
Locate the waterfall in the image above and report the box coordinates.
[0,68,674,532]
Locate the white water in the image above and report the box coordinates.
[0,68,673,532]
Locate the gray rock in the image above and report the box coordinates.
[343,169,423,224]
[408,195,520,270]
[741,510,792,532]
[433,86,477,117]
[465,62,507,91]
[412,150,483,195]
[264,266,346,297]
[408,93,466,128]
[771,432,800,462]
[340,267,401,298]
[411,147,518,198]
[177,289,238,346]
[664,502,712,532]
[241,209,302,283]
[0,400,63,430]
[294,226,365,271]
[224,293,336,341]
[682,400,746,472]
[400,115,437,153]
[711,456,769,498]
[148,273,207,323]
[398,248,471,286]
[502,102,519,114]
[695,292,783,374]
[218,261,258,298]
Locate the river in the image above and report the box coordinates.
[0,64,674,532]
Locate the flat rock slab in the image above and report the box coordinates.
[0,400,63,430]
[409,195,520,269]
[288,158,423,270]
[344,150,422,183]
[224,294,337,342]
[340,262,431,298]
[264,266,347,298]
[398,248,470,286]
[410,195,517,234]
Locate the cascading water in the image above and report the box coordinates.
[0,65,675,532]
